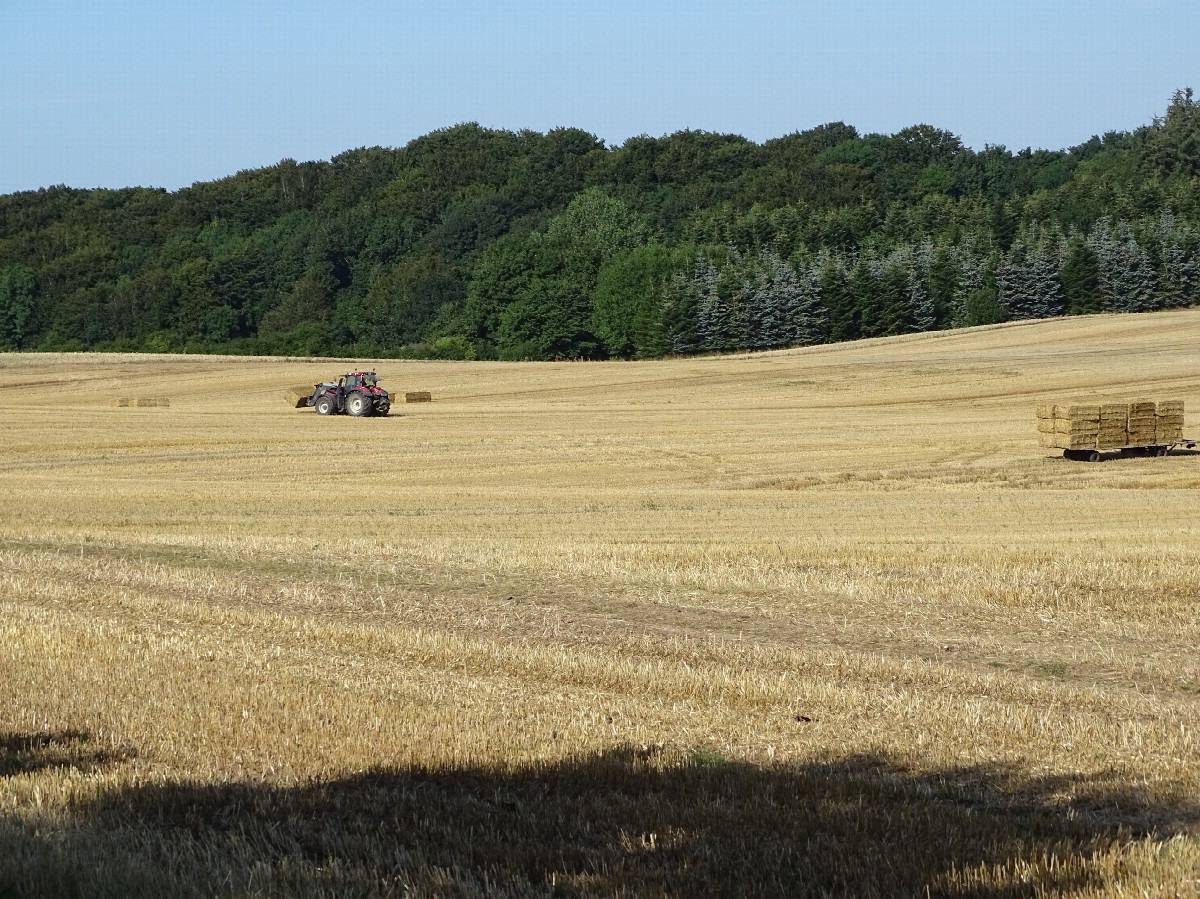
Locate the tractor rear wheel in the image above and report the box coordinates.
[346,392,372,417]
[315,395,334,416]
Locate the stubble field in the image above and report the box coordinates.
[2,310,1200,897]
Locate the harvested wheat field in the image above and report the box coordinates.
[3,310,1200,898]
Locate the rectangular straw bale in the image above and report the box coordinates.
[1156,420,1184,442]
[1036,418,1058,434]
[1053,419,1098,435]
[1035,403,1057,421]
[1099,403,1127,420]
[1157,399,1185,416]
[112,397,169,408]
[405,391,432,403]
[284,385,314,408]
[1039,432,1065,449]
[1128,401,1156,415]
[1055,404,1100,421]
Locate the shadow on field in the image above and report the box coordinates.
[0,730,134,777]
[2,738,1198,898]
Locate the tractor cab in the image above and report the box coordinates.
[340,371,377,392]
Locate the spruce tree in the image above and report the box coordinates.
[820,257,858,342]
[1154,214,1200,309]
[854,257,885,337]
[999,242,1063,320]
[662,255,716,354]
[926,242,958,329]
[754,252,791,348]
[877,254,913,336]
[1089,220,1160,312]
[908,271,937,331]
[1059,233,1103,314]
[950,239,985,327]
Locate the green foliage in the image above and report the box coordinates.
[592,243,689,358]
[965,285,1006,326]
[1,96,1197,360]
[0,264,36,349]
[1059,238,1103,315]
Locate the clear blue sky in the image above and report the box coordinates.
[2,1,1196,194]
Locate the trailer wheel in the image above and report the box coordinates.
[1086,450,1100,463]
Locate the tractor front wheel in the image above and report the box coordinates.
[346,392,372,417]
[315,395,335,416]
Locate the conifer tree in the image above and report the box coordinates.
[998,234,1063,320]
[1089,219,1160,312]
[926,244,959,329]
[820,256,858,342]
[908,270,937,332]
[1153,214,1200,309]
[1058,232,1103,314]
[950,240,985,327]
[662,256,716,354]
[854,257,885,338]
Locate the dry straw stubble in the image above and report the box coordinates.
[4,309,1200,897]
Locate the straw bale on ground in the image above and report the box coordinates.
[406,391,433,403]
[285,385,315,408]
[110,397,170,408]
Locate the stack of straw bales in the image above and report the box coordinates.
[1099,403,1129,449]
[110,397,170,408]
[1037,403,1102,450]
[1037,399,1185,450]
[1156,399,1185,443]
[285,385,315,408]
[1127,401,1157,447]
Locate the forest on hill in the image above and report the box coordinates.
[1,90,1198,360]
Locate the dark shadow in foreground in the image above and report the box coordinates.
[1,733,1197,898]
[0,730,134,778]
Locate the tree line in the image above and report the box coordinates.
[1,90,1198,359]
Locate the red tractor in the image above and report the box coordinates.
[305,370,391,417]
